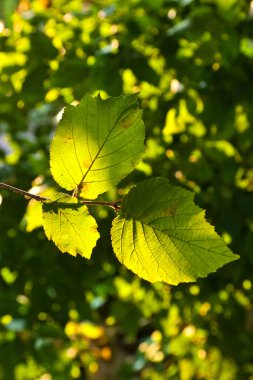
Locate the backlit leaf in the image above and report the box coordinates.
[111,178,238,285]
[42,193,99,258]
[50,93,145,199]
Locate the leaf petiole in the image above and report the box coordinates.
[80,199,121,212]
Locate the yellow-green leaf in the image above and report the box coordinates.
[111,178,238,285]
[50,93,145,199]
[42,193,99,258]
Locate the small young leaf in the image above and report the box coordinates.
[111,178,238,285]
[50,93,145,199]
[42,193,99,258]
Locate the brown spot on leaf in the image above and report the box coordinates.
[90,225,98,233]
[120,111,138,129]
[164,207,176,216]
[80,183,89,196]
[120,117,131,129]
[83,159,92,169]
[64,137,73,143]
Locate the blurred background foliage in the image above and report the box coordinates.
[0,0,253,379]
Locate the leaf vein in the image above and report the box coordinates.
[79,100,134,186]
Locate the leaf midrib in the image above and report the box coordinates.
[77,99,137,189]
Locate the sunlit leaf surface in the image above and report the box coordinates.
[50,93,145,199]
[42,193,99,258]
[111,178,238,284]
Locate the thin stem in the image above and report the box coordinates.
[80,199,121,211]
[0,182,121,211]
[0,182,49,202]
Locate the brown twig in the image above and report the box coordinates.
[80,199,121,211]
[0,182,49,202]
[0,182,121,211]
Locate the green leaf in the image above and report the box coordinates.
[42,193,99,258]
[111,178,238,285]
[50,93,145,199]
